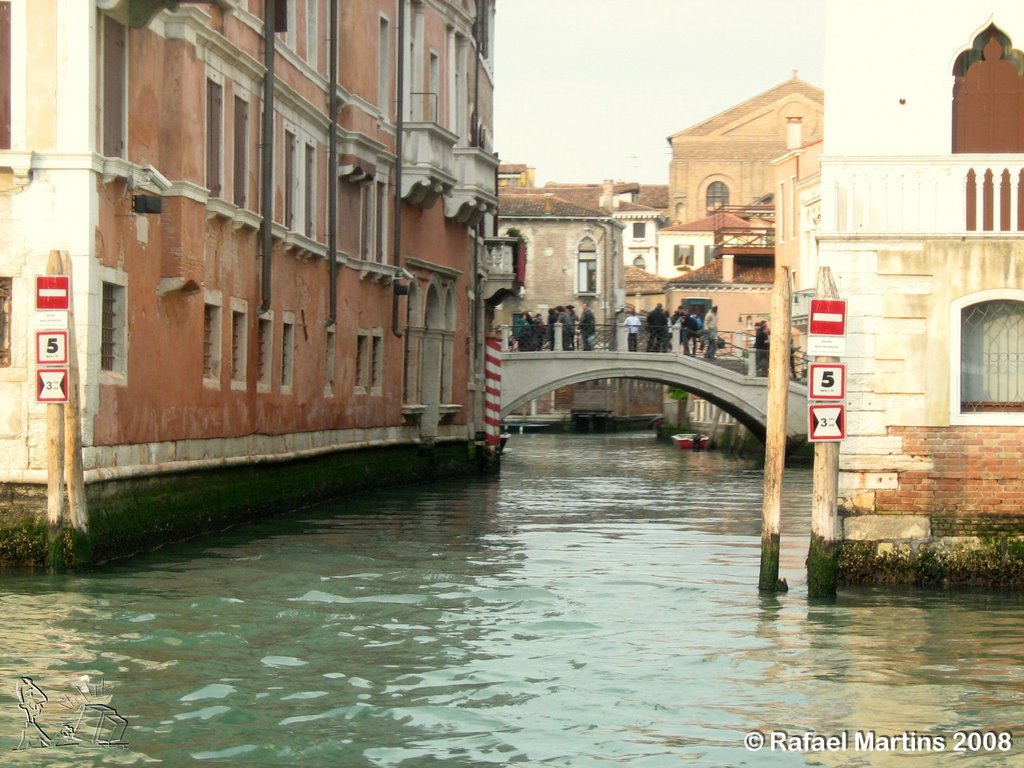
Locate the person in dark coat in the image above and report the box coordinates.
[579,303,596,350]
[646,303,669,352]
[754,320,770,376]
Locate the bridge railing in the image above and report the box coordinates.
[500,324,809,382]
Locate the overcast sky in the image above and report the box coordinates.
[493,0,826,186]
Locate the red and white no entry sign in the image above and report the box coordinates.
[36,275,70,311]
[809,299,847,336]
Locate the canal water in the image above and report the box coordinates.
[2,432,1023,766]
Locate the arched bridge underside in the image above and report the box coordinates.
[499,351,809,443]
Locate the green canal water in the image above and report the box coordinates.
[2,432,1023,766]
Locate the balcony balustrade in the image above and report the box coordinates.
[822,156,1024,235]
[401,120,457,210]
[481,236,522,305]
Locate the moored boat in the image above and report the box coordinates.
[671,433,710,450]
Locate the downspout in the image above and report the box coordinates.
[258,0,277,314]
[391,0,406,338]
[327,0,338,325]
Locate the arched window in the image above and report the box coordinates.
[953,294,1024,421]
[952,25,1024,153]
[706,181,729,211]
[577,239,597,294]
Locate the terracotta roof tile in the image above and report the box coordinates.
[624,265,668,291]
[498,193,606,218]
[667,257,775,285]
[661,211,751,232]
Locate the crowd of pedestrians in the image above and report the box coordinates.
[508,302,804,380]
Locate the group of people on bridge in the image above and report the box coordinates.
[625,303,720,358]
[513,303,597,352]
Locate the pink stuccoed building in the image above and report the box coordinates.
[0,0,511,566]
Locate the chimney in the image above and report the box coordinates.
[721,253,734,283]
[600,179,614,210]
[786,116,803,151]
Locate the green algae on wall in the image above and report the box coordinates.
[838,538,1024,589]
[1,442,475,570]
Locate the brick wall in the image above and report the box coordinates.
[876,426,1024,516]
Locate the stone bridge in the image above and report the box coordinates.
[498,349,809,443]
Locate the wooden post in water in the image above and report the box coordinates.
[44,250,66,570]
[59,251,88,537]
[759,266,791,592]
[808,267,841,597]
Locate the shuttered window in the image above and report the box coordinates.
[101,16,126,158]
[206,78,223,198]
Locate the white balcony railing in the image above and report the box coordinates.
[821,156,1024,235]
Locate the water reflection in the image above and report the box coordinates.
[0,432,1022,766]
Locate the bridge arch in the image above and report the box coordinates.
[499,351,808,442]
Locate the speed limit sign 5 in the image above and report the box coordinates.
[808,363,846,400]
[36,330,69,365]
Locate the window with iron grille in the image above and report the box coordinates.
[100,281,125,373]
[203,303,221,382]
[281,319,294,389]
[356,331,369,389]
[371,334,383,390]
[0,276,11,366]
[257,317,273,387]
[325,327,335,393]
[231,310,246,383]
[961,299,1024,412]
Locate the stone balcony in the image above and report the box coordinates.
[445,147,499,226]
[822,155,1024,235]
[481,236,523,306]
[401,121,457,210]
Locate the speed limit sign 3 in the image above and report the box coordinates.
[808,363,846,400]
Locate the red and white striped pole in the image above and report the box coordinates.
[484,334,502,449]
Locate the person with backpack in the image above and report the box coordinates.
[683,308,702,356]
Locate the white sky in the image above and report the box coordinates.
[493,0,826,186]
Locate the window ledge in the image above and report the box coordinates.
[206,197,234,221]
[357,260,402,284]
[284,231,327,260]
[950,411,1024,426]
[438,404,462,414]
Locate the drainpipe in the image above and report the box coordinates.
[391,0,406,338]
[327,0,338,325]
[258,0,277,315]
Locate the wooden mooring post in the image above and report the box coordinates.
[807,267,841,597]
[44,250,88,570]
[759,266,791,593]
